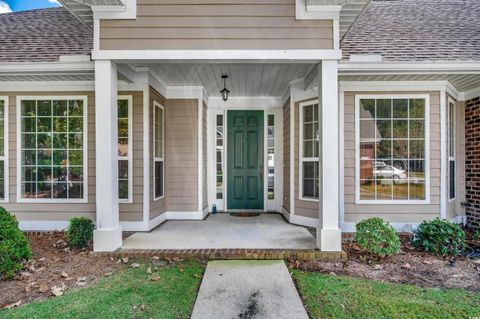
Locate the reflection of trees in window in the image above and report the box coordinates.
[359,98,426,201]
[20,99,85,200]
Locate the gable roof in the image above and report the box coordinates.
[0,8,92,63]
[341,0,480,62]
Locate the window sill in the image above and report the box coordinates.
[355,199,430,205]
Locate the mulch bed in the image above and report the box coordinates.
[290,241,480,292]
[0,232,119,309]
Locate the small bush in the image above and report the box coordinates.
[354,218,401,258]
[413,218,465,256]
[0,207,32,279]
[66,217,94,249]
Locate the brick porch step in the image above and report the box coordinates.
[96,248,347,261]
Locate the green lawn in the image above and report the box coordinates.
[292,270,480,319]
[2,261,204,319]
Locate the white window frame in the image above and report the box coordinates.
[153,101,165,200]
[118,95,133,203]
[16,96,88,203]
[0,96,8,203]
[299,100,320,202]
[448,97,456,202]
[355,94,430,205]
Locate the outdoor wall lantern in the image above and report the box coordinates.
[220,75,230,101]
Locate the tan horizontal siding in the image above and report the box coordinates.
[165,99,199,213]
[100,0,333,50]
[344,91,441,224]
[3,91,144,223]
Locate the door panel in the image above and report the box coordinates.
[227,110,264,209]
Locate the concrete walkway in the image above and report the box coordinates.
[191,260,309,319]
[122,213,317,250]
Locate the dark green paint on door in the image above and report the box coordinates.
[227,111,264,210]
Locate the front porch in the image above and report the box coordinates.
[122,213,317,250]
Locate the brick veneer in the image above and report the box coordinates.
[465,97,480,230]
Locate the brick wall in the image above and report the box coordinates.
[465,97,480,230]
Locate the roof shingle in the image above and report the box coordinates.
[0,8,92,63]
[341,0,480,62]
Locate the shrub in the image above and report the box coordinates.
[66,217,94,249]
[0,207,32,279]
[354,218,401,258]
[413,218,465,256]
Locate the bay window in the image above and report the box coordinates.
[19,97,87,201]
[357,96,428,203]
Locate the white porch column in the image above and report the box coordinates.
[93,60,122,252]
[317,60,342,251]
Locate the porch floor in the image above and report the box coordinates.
[121,213,318,250]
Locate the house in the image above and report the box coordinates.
[0,0,479,252]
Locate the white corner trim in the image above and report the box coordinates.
[92,50,342,62]
[289,85,295,216]
[290,214,319,228]
[339,88,345,223]
[92,0,136,19]
[440,91,447,219]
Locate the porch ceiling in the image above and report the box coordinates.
[149,63,314,97]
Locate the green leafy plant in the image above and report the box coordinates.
[472,230,480,241]
[412,218,465,256]
[66,217,95,249]
[0,207,32,279]
[354,217,401,258]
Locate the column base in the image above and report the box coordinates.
[94,225,123,252]
[316,228,342,251]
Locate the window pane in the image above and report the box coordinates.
[449,160,455,199]
[20,99,85,200]
[303,162,319,199]
[154,106,164,158]
[267,114,275,200]
[155,161,164,198]
[359,98,426,201]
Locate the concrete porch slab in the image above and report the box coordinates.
[121,213,318,250]
[191,260,309,319]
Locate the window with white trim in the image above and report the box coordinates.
[300,103,319,200]
[0,98,6,200]
[216,114,224,200]
[267,114,275,200]
[118,97,132,201]
[357,97,427,202]
[448,99,455,200]
[153,102,164,199]
[19,98,86,201]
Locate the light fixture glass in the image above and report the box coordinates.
[220,75,230,101]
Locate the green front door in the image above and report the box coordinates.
[227,111,264,210]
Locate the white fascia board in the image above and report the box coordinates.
[0,61,94,73]
[339,61,480,75]
[92,0,136,19]
[296,0,341,20]
[0,81,94,92]
[92,50,342,62]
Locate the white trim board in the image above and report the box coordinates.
[92,50,342,62]
[0,96,8,203]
